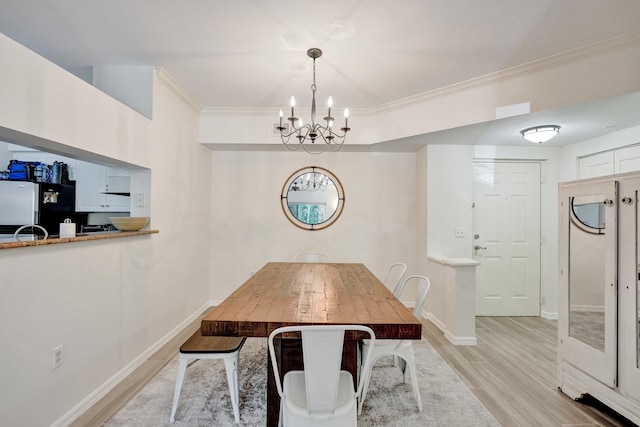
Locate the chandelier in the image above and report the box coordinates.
[290,171,330,192]
[277,48,350,154]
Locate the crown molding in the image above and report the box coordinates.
[198,31,640,118]
[155,67,201,112]
[365,30,640,115]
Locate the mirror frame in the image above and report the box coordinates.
[570,196,606,234]
[280,166,345,231]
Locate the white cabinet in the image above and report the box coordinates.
[558,173,640,425]
[75,161,130,212]
[579,144,640,179]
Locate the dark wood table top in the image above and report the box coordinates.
[201,262,422,339]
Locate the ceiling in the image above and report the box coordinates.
[2,0,640,148]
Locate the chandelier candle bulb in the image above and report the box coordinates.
[327,96,332,118]
[290,96,295,118]
[279,109,283,127]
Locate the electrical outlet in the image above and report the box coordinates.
[52,345,63,370]
[455,227,465,238]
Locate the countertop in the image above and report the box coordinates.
[0,229,159,250]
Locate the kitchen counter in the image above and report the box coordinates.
[0,229,158,250]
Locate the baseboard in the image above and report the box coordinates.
[52,300,215,427]
[444,330,478,345]
[426,313,478,345]
[426,312,447,332]
[541,310,558,320]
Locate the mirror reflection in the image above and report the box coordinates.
[281,166,344,230]
[568,195,606,351]
[571,198,605,233]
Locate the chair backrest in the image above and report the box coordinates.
[293,252,330,263]
[383,263,407,296]
[268,325,376,417]
[395,275,431,318]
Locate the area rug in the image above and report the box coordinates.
[105,338,500,426]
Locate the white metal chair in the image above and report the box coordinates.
[169,331,246,424]
[268,325,376,427]
[358,275,431,415]
[293,252,330,263]
[382,262,407,296]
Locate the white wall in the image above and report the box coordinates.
[0,34,211,426]
[208,150,419,302]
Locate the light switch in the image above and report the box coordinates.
[455,227,465,238]
[135,192,145,207]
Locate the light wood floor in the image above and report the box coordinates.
[73,315,635,426]
[422,316,635,427]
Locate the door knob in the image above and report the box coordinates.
[474,245,487,251]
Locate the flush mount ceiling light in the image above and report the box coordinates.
[277,48,350,154]
[520,125,560,143]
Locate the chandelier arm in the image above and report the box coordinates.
[316,125,347,143]
[315,131,346,150]
[281,134,302,151]
[301,143,329,155]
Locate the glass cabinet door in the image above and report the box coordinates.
[559,178,617,388]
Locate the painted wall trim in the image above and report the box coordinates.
[155,67,201,112]
[426,312,478,346]
[428,255,480,267]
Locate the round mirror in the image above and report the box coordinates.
[281,166,345,230]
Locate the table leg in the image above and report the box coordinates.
[342,339,359,388]
[266,338,304,426]
[266,346,279,427]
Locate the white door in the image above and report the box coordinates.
[472,162,541,316]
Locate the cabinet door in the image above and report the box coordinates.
[76,162,130,212]
[76,161,107,212]
[579,151,614,179]
[618,176,640,401]
[105,194,131,210]
[559,178,617,387]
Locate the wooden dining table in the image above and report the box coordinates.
[201,262,422,426]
